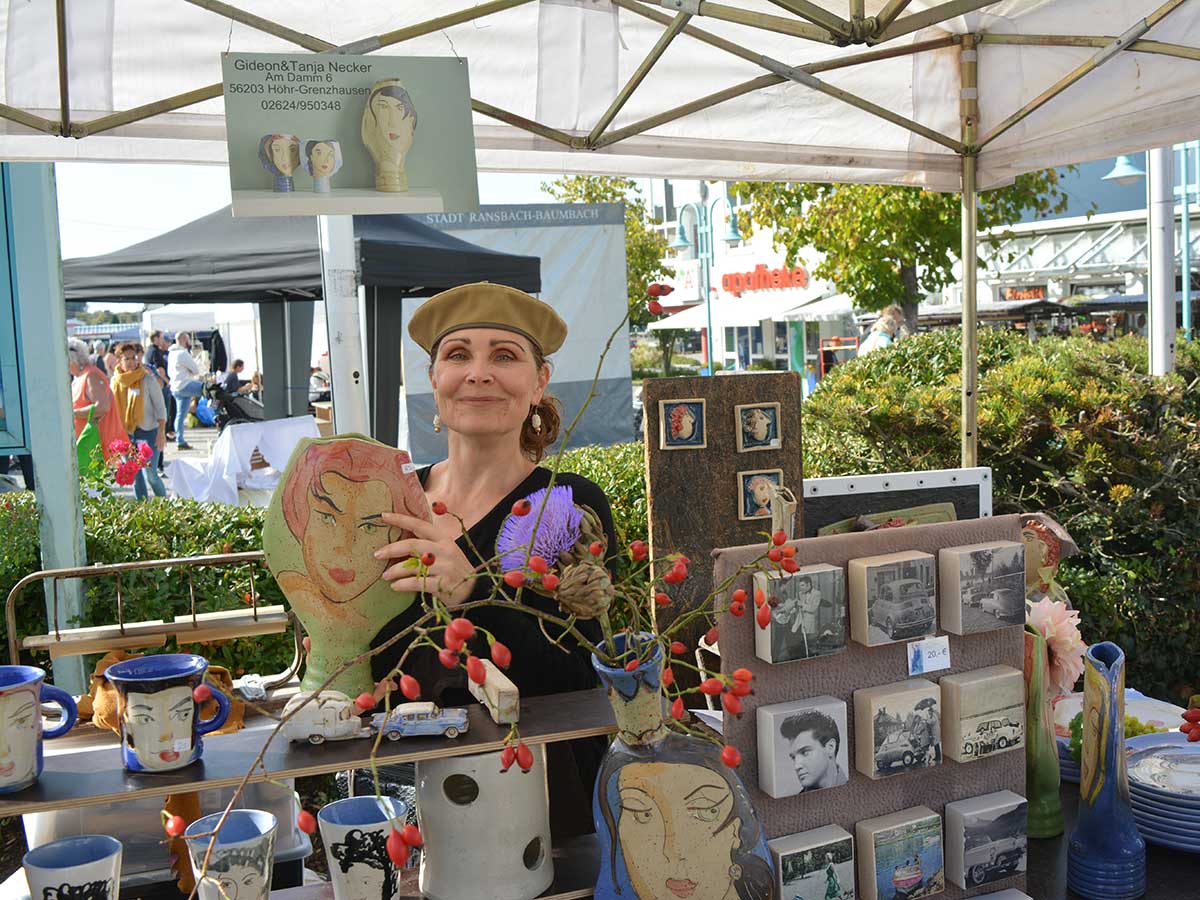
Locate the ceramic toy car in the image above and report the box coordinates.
[371,702,470,740]
[874,579,936,639]
[280,691,373,744]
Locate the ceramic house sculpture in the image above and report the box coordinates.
[757,695,850,799]
[754,564,847,665]
[362,79,417,192]
[938,541,1025,634]
[945,790,1028,889]
[848,551,937,646]
[855,806,944,900]
[768,824,855,900]
[467,658,520,725]
[940,665,1025,763]
[854,678,942,779]
[263,434,430,697]
[301,138,343,193]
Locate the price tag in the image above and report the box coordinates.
[907,635,951,676]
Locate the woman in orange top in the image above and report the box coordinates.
[68,338,125,460]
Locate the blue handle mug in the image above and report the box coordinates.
[0,665,78,793]
[104,654,230,773]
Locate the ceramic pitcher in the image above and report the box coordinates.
[1066,641,1146,900]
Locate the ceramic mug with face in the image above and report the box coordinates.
[23,834,122,900]
[103,654,230,773]
[318,796,407,900]
[185,809,277,900]
[0,665,77,793]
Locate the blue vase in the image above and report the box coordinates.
[1066,641,1146,899]
[591,632,777,900]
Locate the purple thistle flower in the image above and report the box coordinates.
[497,485,584,572]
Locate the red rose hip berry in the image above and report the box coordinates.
[386,828,409,867]
[296,810,317,835]
[400,674,421,700]
[354,693,376,712]
[721,745,742,768]
[192,684,212,703]
[512,499,531,516]
[490,641,512,669]
[503,570,526,588]
[466,656,487,685]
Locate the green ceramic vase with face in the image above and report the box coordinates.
[1023,628,1064,838]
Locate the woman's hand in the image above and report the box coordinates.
[374,512,478,607]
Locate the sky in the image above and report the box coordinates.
[54,162,559,261]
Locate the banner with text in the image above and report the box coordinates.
[221,52,479,217]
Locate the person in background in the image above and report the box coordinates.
[167,332,204,450]
[858,311,899,357]
[110,342,167,501]
[145,330,172,469]
[0,453,33,490]
[68,337,125,460]
[221,359,254,395]
[308,365,330,403]
[89,340,108,375]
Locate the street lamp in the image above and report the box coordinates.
[1102,154,1146,187]
[672,183,742,373]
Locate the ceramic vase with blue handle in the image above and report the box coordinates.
[104,654,230,773]
[1066,641,1146,899]
[591,632,776,900]
[0,665,77,793]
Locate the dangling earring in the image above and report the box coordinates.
[728,863,742,880]
[530,407,542,433]
[433,413,442,433]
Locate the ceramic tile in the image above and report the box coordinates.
[853,678,942,780]
[855,806,944,900]
[754,564,847,665]
[757,695,850,799]
[939,666,1025,763]
[768,824,856,900]
[848,551,937,646]
[944,790,1027,889]
[937,542,1024,635]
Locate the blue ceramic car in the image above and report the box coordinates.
[371,702,470,740]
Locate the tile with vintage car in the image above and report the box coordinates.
[944,790,1027,889]
[849,551,937,647]
[853,678,942,780]
[938,541,1025,635]
[939,665,1025,763]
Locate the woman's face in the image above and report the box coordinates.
[751,478,773,508]
[209,864,266,900]
[674,408,695,440]
[122,686,194,770]
[1021,526,1048,588]
[310,142,337,178]
[370,95,415,149]
[744,409,770,441]
[616,762,740,900]
[118,349,139,373]
[0,687,38,787]
[430,328,548,444]
[302,473,396,604]
[270,138,299,175]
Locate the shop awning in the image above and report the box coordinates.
[647,288,827,331]
[780,293,857,322]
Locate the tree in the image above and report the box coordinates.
[731,172,1074,331]
[542,176,679,373]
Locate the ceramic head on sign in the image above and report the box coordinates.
[301,139,343,193]
[257,134,300,192]
[361,79,418,192]
[264,434,430,695]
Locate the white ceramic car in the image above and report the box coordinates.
[280,691,373,744]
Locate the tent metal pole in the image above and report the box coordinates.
[471,100,582,148]
[318,216,371,435]
[180,0,334,51]
[766,0,851,39]
[677,2,835,43]
[1147,146,1177,375]
[878,0,1002,42]
[614,0,825,62]
[980,34,1200,62]
[54,0,70,137]
[874,0,913,34]
[960,35,979,467]
[371,0,537,50]
[976,0,1190,149]
[0,103,59,135]
[72,84,223,138]
[1181,144,1192,341]
[588,11,692,147]
[850,0,865,22]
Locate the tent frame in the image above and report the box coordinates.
[10,0,1200,463]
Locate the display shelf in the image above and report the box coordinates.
[0,688,616,818]
[270,834,600,900]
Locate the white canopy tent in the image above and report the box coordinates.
[2,0,1199,460]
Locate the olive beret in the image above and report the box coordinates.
[408,282,567,356]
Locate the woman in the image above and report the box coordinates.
[371,282,618,832]
[110,342,167,500]
[68,338,125,463]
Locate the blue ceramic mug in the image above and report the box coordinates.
[24,835,122,900]
[0,665,77,793]
[104,654,230,773]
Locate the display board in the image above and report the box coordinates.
[714,513,1070,899]
[643,372,803,678]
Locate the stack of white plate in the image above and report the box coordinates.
[1126,732,1200,852]
[1052,690,1183,785]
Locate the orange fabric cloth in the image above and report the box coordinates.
[72,364,125,459]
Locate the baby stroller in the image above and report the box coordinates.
[204,381,265,432]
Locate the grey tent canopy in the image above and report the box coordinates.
[62,206,541,303]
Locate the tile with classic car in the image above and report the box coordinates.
[945,790,1027,889]
[938,541,1025,635]
[848,551,937,647]
[939,665,1025,763]
[854,678,942,780]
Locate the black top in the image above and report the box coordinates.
[369,465,617,836]
[146,346,169,385]
[221,371,241,394]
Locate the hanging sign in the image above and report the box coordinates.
[721,263,809,297]
[221,52,480,218]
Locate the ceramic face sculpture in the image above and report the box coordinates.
[1021,519,1065,603]
[0,665,77,793]
[185,810,277,900]
[302,139,343,193]
[258,134,301,193]
[361,79,418,192]
[263,434,429,696]
[103,654,230,773]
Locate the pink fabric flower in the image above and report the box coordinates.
[108,438,131,455]
[1028,597,1087,696]
[136,441,154,462]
